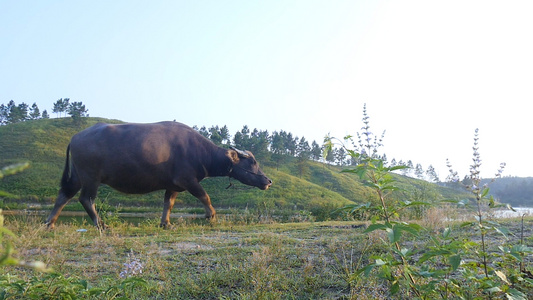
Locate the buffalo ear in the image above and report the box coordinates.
[230,146,251,158]
[226,149,240,164]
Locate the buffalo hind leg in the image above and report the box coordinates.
[160,190,178,228]
[45,187,80,229]
[78,185,106,229]
[186,182,216,220]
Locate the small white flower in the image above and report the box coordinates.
[119,251,144,278]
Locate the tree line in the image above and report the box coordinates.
[0,100,439,182]
[0,98,88,125]
[193,124,325,178]
[482,177,533,207]
[193,124,441,181]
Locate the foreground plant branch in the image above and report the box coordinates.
[325,105,422,297]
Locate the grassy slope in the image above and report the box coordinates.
[0,118,465,212]
[0,118,122,200]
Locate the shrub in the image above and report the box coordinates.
[327,106,532,299]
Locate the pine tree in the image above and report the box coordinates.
[335,147,346,166]
[233,125,251,150]
[208,126,222,145]
[29,103,41,120]
[285,133,297,156]
[310,141,322,161]
[6,101,29,123]
[41,110,50,119]
[425,165,439,183]
[270,131,286,170]
[293,136,310,177]
[219,125,230,145]
[390,158,397,167]
[414,163,424,179]
[0,104,8,125]
[404,160,414,176]
[250,129,270,161]
[52,99,64,117]
[61,98,70,117]
[198,126,209,138]
[297,137,311,159]
[67,101,88,125]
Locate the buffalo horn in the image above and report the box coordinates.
[230,146,251,158]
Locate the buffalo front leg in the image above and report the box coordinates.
[186,182,216,219]
[160,190,178,228]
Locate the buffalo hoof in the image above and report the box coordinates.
[159,223,172,230]
[96,223,109,231]
[205,214,217,225]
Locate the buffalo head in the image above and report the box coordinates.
[228,147,272,190]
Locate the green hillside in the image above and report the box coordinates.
[0,118,466,217]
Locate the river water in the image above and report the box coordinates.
[2,206,532,225]
[491,207,533,219]
[0,210,202,226]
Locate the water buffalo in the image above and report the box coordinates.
[45,121,272,229]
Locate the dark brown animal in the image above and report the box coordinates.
[45,121,272,229]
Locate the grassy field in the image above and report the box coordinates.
[2,212,532,299]
[1,118,529,298]
[0,118,468,216]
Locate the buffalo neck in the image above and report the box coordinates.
[205,147,233,177]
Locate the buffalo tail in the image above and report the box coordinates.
[60,144,80,196]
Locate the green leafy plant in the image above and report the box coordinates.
[0,209,18,268]
[0,162,30,180]
[444,129,531,299]
[325,105,424,297]
[95,195,122,227]
[326,107,532,299]
[0,272,147,299]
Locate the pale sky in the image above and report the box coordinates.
[1,1,532,179]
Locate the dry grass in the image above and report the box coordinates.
[3,216,373,299]
[418,205,455,232]
[2,213,532,299]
